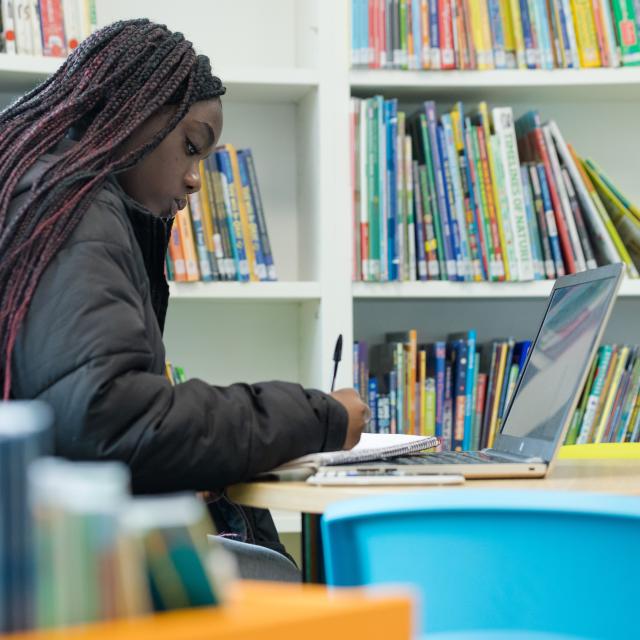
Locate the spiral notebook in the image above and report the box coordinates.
[259,433,440,481]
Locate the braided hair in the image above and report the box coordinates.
[0,19,226,399]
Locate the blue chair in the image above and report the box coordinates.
[321,490,640,639]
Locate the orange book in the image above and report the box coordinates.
[167,221,187,282]
[176,205,200,282]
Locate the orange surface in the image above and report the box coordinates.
[5,581,414,640]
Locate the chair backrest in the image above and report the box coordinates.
[321,489,640,638]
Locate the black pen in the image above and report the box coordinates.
[330,334,343,392]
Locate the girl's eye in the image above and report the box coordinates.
[186,138,200,156]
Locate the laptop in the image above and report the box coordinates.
[343,263,624,479]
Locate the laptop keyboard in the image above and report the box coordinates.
[386,451,509,465]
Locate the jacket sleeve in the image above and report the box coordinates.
[12,235,348,494]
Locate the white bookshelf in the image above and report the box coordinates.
[2,0,639,534]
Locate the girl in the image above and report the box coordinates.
[0,19,368,577]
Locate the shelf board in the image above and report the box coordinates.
[0,54,319,102]
[350,68,640,102]
[169,281,321,301]
[353,278,640,299]
[220,67,319,102]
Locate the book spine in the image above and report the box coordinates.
[508,0,527,67]
[377,99,389,281]
[590,0,609,66]
[519,0,538,67]
[577,345,613,443]
[237,150,267,281]
[442,113,471,280]
[39,0,66,56]
[396,111,406,280]
[419,0,431,67]
[501,0,518,67]
[404,134,417,280]
[424,102,456,278]
[479,0,497,67]
[611,0,640,65]
[452,339,468,450]
[439,0,455,68]
[366,99,380,280]
[527,163,557,278]
[167,222,187,282]
[244,150,277,281]
[359,100,370,280]
[199,163,224,280]
[493,106,535,281]
[489,0,508,67]
[541,124,587,272]
[572,0,602,66]
[412,160,428,280]
[386,100,399,279]
[215,150,249,281]
[600,0,621,66]
[536,163,566,276]
[442,361,453,450]
[175,206,200,282]
[474,125,502,280]
[411,0,423,69]
[594,346,629,443]
[532,0,554,68]
[187,193,215,281]
[560,166,598,270]
[434,341,446,438]
[454,110,484,280]
[438,124,465,281]
[461,116,489,279]
[62,0,82,51]
[424,102,457,280]
[463,330,477,450]
[2,0,17,53]
[520,165,545,279]
[209,162,238,280]
[418,165,440,278]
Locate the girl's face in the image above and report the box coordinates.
[117,98,223,217]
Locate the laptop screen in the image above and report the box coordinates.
[498,275,618,453]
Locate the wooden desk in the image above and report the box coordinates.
[228,459,640,515]
[228,459,640,582]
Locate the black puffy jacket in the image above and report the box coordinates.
[9,139,348,494]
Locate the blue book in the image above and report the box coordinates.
[442,113,472,281]
[385,100,399,280]
[437,124,464,281]
[428,0,440,69]
[411,0,422,69]
[533,0,554,69]
[488,0,507,68]
[240,149,277,281]
[423,102,456,280]
[450,338,468,451]
[536,164,565,277]
[556,0,574,68]
[429,341,446,439]
[368,377,378,433]
[214,150,249,281]
[463,330,477,451]
[237,150,267,281]
[519,0,537,68]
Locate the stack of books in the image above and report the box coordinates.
[351,98,640,282]
[167,145,277,284]
[355,332,640,449]
[0,402,52,633]
[0,0,97,56]
[351,0,640,70]
[29,458,232,630]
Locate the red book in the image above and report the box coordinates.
[39,0,66,57]
[439,0,455,69]
[590,0,609,66]
[524,112,577,274]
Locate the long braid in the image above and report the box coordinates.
[0,19,225,399]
